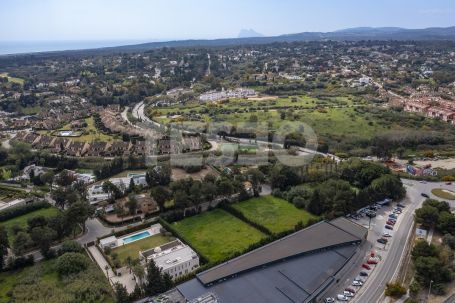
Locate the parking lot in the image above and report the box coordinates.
[323,199,407,303]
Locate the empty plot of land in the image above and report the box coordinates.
[171,166,219,181]
[172,209,266,263]
[232,195,318,234]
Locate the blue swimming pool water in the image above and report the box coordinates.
[122,231,151,244]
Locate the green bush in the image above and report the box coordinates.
[56,252,89,277]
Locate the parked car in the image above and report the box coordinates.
[345,288,356,294]
[386,220,396,226]
[419,181,427,184]
[355,276,366,283]
[337,294,348,301]
[366,210,377,218]
[324,298,335,303]
[377,238,388,244]
[421,193,429,198]
[352,280,363,286]
[343,291,354,297]
[362,263,371,270]
[446,182,452,185]
[367,258,378,265]
[397,203,405,208]
[359,271,369,277]
[389,214,398,219]
[382,232,392,238]
[385,225,394,230]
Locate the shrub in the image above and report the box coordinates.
[59,240,84,255]
[56,252,89,277]
[385,282,407,298]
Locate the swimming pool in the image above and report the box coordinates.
[122,231,151,244]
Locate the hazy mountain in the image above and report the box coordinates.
[4,26,455,56]
[238,29,264,38]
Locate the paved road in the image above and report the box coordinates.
[350,180,453,303]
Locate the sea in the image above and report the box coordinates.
[0,40,151,55]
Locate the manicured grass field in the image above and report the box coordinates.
[1,207,60,243]
[172,209,267,262]
[232,195,319,233]
[111,234,175,266]
[431,188,455,200]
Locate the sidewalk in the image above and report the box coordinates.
[88,245,136,293]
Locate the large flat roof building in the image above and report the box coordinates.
[176,218,367,303]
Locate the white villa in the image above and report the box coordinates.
[199,88,256,102]
[140,239,200,280]
[87,175,148,205]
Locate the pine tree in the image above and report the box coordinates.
[144,260,164,296]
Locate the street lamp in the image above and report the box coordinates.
[428,280,433,301]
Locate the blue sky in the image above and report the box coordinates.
[1,0,455,41]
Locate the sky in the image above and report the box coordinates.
[1,0,455,42]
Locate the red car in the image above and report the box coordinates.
[362,264,371,270]
[386,220,395,226]
[367,258,378,265]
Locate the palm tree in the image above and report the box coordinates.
[104,265,110,278]
[126,256,133,274]
[132,264,145,287]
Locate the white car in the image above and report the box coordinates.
[352,280,363,286]
[337,294,348,301]
[355,276,366,282]
[324,298,335,303]
[343,291,354,297]
[382,232,392,237]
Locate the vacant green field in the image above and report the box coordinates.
[431,188,455,200]
[1,207,60,243]
[0,255,114,303]
[232,195,318,233]
[111,233,175,266]
[172,209,267,262]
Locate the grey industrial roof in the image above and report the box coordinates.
[329,217,368,240]
[197,219,365,285]
[177,245,358,303]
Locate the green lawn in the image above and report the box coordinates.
[0,255,114,303]
[172,209,267,262]
[1,207,60,243]
[431,188,455,200]
[232,195,318,233]
[38,116,118,143]
[111,234,175,266]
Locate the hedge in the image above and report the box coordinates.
[0,200,50,222]
[220,203,273,235]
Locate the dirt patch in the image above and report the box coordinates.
[414,159,455,170]
[171,166,219,181]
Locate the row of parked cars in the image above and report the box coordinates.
[377,204,405,245]
[325,251,380,302]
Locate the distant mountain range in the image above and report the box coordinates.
[107,26,455,52]
[3,26,455,56]
[238,29,264,38]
